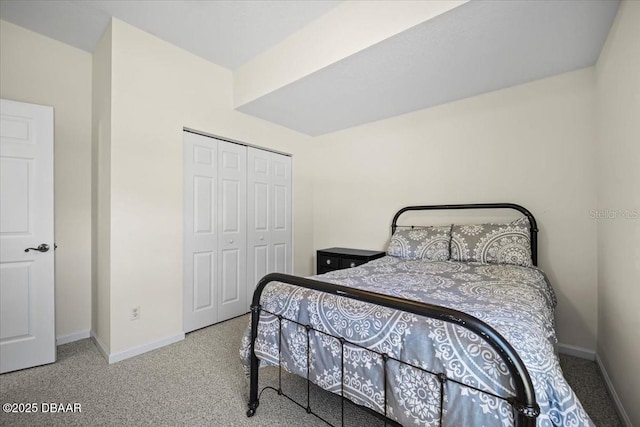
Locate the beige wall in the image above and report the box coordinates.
[312,68,599,352]
[0,20,93,341]
[100,19,314,353]
[91,22,113,352]
[595,2,640,425]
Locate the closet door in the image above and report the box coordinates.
[216,141,247,322]
[183,132,218,332]
[185,133,288,330]
[247,148,292,299]
[270,153,292,275]
[247,148,271,299]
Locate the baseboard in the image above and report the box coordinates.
[90,331,110,361]
[596,355,632,427]
[107,332,185,364]
[557,343,596,360]
[56,329,90,346]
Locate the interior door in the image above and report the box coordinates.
[247,149,292,300]
[183,131,218,332]
[270,153,292,274]
[0,98,56,373]
[247,148,271,297]
[216,140,247,321]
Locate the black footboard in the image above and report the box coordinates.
[246,272,540,426]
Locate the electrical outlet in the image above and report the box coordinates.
[130,306,141,321]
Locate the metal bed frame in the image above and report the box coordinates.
[246,203,540,426]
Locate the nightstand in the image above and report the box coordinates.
[316,247,386,275]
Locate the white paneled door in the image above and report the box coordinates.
[216,140,247,322]
[269,152,292,275]
[247,148,292,299]
[246,148,270,297]
[184,132,291,333]
[183,132,218,332]
[184,132,249,332]
[0,99,56,373]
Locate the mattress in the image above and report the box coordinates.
[240,256,593,426]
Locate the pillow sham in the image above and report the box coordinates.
[450,218,532,267]
[387,226,451,261]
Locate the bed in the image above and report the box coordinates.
[240,203,594,426]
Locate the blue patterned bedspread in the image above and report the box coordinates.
[240,256,593,426]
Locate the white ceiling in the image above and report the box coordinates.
[0,0,620,136]
[239,0,621,135]
[0,0,341,69]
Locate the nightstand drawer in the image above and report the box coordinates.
[318,254,340,270]
[341,258,365,269]
[316,247,386,275]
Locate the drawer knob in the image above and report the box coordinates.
[229,239,234,244]
[326,259,331,265]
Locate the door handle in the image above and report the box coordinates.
[25,244,50,253]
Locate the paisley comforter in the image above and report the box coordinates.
[240,256,593,426]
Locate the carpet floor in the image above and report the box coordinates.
[0,314,622,426]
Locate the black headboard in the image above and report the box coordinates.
[391,203,539,266]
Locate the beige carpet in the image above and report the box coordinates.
[0,315,622,426]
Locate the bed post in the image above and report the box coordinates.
[246,302,261,417]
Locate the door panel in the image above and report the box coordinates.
[247,148,271,296]
[193,176,215,234]
[253,182,269,231]
[183,132,218,332]
[193,252,214,311]
[0,158,30,232]
[251,245,268,287]
[0,262,32,338]
[273,243,288,274]
[0,99,55,373]
[221,249,240,303]
[273,185,287,231]
[247,148,292,300]
[270,154,292,275]
[221,180,240,232]
[216,141,246,322]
